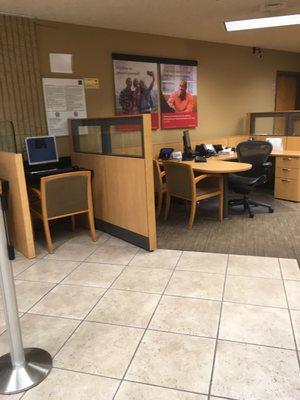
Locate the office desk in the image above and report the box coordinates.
[212,150,300,202]
[161,158,252,218]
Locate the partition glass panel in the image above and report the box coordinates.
[250,111,300,136]
[290,115,300,135]
[71,117,144,157]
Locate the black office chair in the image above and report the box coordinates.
[228,140,274,218]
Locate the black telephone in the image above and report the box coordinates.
[195,144,217,158]
[159,148,174,160]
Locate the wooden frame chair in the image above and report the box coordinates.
[29,170,96,253]
[163,161,223,228]
[153,159,167,217]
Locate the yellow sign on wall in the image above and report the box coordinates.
[84,78,100,89]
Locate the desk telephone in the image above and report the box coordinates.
[195,144,217,157]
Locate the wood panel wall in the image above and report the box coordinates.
[0,151,35,258]
[0,15,47,153]
[71,115,156,250]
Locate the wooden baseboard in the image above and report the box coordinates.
[95,219,152,251]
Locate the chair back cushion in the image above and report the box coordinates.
[44,175,88,218]
[163,161,194,200]
[237,140,272,177]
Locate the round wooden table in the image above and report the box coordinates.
[181,159,252,218]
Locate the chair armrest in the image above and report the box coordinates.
[29,187,41,198]
[194,173,222,184]
[262,162,272,169]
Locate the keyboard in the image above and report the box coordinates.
[26,167,79,180]
[30,168,58,175]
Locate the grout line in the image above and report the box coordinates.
[122,378,209,397]
[209,395,240,400]
[51,365,121,382]
[48,244,140,363]
[111,251,184,399]
[207,254,229,400]
[146,328,297,352]
[278,259,300,370]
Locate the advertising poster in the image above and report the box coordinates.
[160,63,197,129]
[42,78,87,136]
[113,59,159,129]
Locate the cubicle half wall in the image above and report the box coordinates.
[70,114,157,251]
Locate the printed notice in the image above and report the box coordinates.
[42,78,87,136]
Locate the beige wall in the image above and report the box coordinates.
[35,20,300,156]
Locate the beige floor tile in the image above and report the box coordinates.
[22,368,119,400]
[126,330,215,393]
[291,310,300,348]
[30,284,105,319]
[112,267,173,294]
[103,236,138,249]
[17,259,80,283]
[65,230,110,246]
[165,271,224,300]
[224,275,287,308]
[219,302,294,348]
[280,258,300,281]
[54,321,143,378]
[86,245,138,265]
[115,381,207,399]
[129,249,182,269]
[228,254,281,279]
[0,314,79,357]
[0,280,55,313]
[211,341,300,400]
[150,296,220,337]
[87,289,160,328]
[284,280,300,310]
[34,242,48,258]
[177,251,227,274]
[0,394,22,400]
[12,252,37,277]
[45,242,97,261]
[62,262,124,288]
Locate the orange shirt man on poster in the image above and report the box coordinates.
[167,80,194,112]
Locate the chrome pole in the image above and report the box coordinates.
[0,187,52,394]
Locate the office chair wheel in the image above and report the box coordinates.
[269,208,274,213]
[249,213,254,218]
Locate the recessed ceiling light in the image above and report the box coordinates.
[225,14,300,31]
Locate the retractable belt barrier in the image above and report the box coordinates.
[0,179,52,394]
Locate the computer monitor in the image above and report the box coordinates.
[25,136,59,166]
[183,130,191,152]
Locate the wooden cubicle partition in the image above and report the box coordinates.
[0,151,35,258]
[71,114,156,251]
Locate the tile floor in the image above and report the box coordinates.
[0,230,299,399]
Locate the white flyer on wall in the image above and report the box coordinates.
[42,78,87,136]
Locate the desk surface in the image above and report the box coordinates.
[160,149,300,174]
[179,159,252,174]
[215,150,300,161]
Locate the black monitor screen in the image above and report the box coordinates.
[25,136,58,165]
[183,130,191,151]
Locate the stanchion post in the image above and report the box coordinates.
[0,180,52,394]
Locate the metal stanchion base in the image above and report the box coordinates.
[0,347,52,394]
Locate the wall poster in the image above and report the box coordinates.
[160,63,197,129]
[42,78,87,136]
[113,57,159,129]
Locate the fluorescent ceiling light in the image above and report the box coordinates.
[225,14,300,31]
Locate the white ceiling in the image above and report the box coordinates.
[1,0,300,53]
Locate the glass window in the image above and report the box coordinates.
[70,116,144,158]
